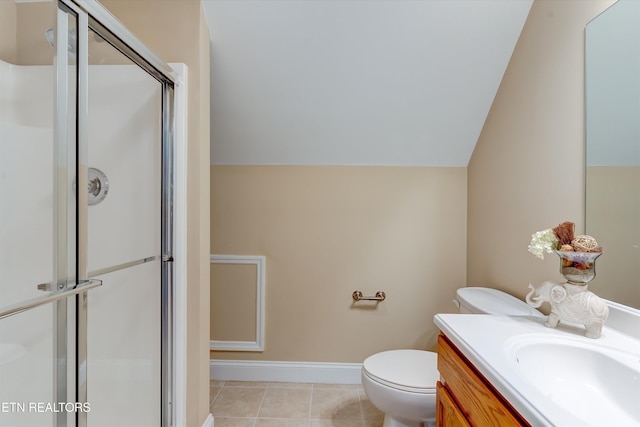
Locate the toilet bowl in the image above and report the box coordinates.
[361,287,541,427]
[361,350,438,427]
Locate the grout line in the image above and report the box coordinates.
[308,383,315,424]
[357,387,365,424]
[253,385,268,427]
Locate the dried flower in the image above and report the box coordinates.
[528,221,602,260]
[528,228,559,260]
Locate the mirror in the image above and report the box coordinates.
[585,0,640,308]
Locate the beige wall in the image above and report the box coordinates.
[210,166,466,362]
[467,0,615,300]
[15,3,54,65]
[99,1,211,425]
[586,166,640,307]
[198,13,211,422]
[0,2,54,66]
[211,263,258,342]
[0,1,16,63]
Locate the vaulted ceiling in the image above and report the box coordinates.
[203,0,533,166]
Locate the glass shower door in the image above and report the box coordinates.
[83,28,163,427]
[1,1,174,425]
[0,4,91,426]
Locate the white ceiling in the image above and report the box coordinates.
[203,0,533,166]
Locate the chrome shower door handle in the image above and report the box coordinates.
[0,279,103,320]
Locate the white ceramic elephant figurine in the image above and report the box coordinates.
[526,281,609,338]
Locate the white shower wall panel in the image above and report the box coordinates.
[0,305,57,427]
[0,62,54,127]
[0,61,54,307]
[85,65,162,426]
[88,260,161,427]
[1,61,57,427]
[87,65,161,274]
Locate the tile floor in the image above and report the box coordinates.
[210,381,384,427]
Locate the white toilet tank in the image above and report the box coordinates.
[455,287,543,317]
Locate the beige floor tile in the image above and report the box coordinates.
[310,420,365,427]
[212,417,256,427]
[310,389,362,420]
[357,389,383,421]
[211,386,267,417]
[210,386,222,405]
[224,381,272,388]
[258,387,312,419]
[208,380,383,426]
[255,418,310,427]
[313,384,358,390]
[268,382,314,389]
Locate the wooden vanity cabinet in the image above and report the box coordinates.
[436,334,530,427]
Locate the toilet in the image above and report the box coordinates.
[361,287,542,427]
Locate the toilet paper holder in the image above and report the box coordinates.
[352,291,386,302]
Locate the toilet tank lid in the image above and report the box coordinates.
[456,287,543,317]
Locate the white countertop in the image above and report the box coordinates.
[433,313,640,427]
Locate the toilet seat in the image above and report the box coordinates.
[362,349,438,394]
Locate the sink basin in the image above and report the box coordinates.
[509,336,640,426]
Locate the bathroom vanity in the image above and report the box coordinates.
[434,310,640,427]
[436,333,528,426]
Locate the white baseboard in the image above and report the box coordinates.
[201,414,214,427]
[210,359,362,384]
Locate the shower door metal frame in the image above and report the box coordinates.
[56,0,178,426]
[54,4,82,427]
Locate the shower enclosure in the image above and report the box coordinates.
[0,1,183,426]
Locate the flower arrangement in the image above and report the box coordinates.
[526,222,609,338]
[528,221,602,260]
[529,221,603,282]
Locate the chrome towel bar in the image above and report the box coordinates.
[352,291,386,302]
